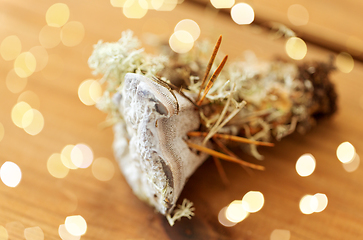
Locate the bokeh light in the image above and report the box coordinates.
[71,143,94,168]
[343,153,360,172]
[24,226,44,240]
[270,229,291,240]
[39,26,61,49]
[18,91,40,109]
[0,161,22,188]
[22,109,45,136]
[287,4,309,26]
[295,153,316,177]
[14,52,37,78]
[336,141,355,163]
[230,3,255,25]
[46,3,70,27]
[0,122,4,142]
[314,193,328,212]
[92,157,115,181]
[110,0,127,7]
[0,35,22,61]
[242,191,264,213]
[226,200,249,223]
[78,79,102,106]
[65,215,87,236]
[335,52,354,73]
[123,0,148,19]
[47,153,70,178]
[0,226,8,240]
[174,19,200,41]
[169,30,194,53]
[218,206,237,227]
[299,194,317,214]
[6,69,28,93]
[29,46,49,72]
[61,145,78,170]
[61,21,85,47]
[58,224,80,240]
[11,101,32,128]
[210,0,235,9]
[285,37,307,60]
[152,0,177,11]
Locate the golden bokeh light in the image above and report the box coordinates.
[295,153,316,177]
[61,21,85,47]
[210,0,235,9]
[92,157,115,181]
[230,3,255,25]
[123,0,148,19]
[0,122,4,142]
[78,79,102,106]
[314,193,328,213]
[335,52,354,73]
[11,101,32,128]
[42,54,64,80]
[287,4,309,26]
[299,194,317,214]
[241,191,264,213]
[58,224,80,240]
[46,3,70,27]
[39,25,61,49]
[285,37,307,60]
[65,215,87,236]
[47,153,70,178]
[169,30,194,53]
[71,143,94,168]
[218,207,237,227]
[14,52,37,78]
[174,19,200,41]
[18,91,40,109]
[29,46,49,72]
[0,161,22,188]
[336,141,355,163]
[152,0,177,11]
[24,226,44,240]
[111,0,127,7]
[226,200,249,223]
[0,226,8,240]
[343,153,360,173]
[22,109,45,136]
[6,69,28,93]
[270,229,291,240]
[61,145,78,170]
[0,35,22,61]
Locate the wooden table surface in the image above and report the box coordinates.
[1,0,363,239]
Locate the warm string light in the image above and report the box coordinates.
[17,91,40,110]
[169,19,200,53]
[11,101,44,135]
[287,4,309,26]
[24,226,44,240]
[270,229,291,240]
[58,224,80,240]
[6,69,28,93]
[210,0,235,9]
[336,142,360,172]
[64,215,87,237]
[0,226,8,240]
[299,193,328,214]
[335,52,354,73]
[0,161,22,188]
[295,153,316,177]
[230,3,255,25]
[285,37,307,60]
[0,35,22,61]
[78,79,102,106]
[219,191,264,227]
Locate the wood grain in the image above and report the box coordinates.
[0,0,363,239]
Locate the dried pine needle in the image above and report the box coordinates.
[185,141,265,170]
